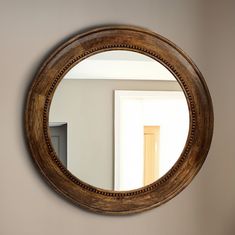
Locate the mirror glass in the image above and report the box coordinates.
[49,51,189,191]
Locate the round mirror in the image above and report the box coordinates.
[25,26,213,214]
[49,50,189,191]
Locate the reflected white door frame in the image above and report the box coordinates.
[114,90,189,191]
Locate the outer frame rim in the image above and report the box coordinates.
[25,25,213,214]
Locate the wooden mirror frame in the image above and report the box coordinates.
[25,25,213,214]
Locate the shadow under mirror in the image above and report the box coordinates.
[49,50,189,191]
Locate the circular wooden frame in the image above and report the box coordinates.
[25,25,213,214]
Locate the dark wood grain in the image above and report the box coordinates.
[25,25,214,214]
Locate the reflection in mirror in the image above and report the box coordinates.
[49,51,189,191]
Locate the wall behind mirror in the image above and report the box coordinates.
[49,51,189,191]
[3,0,234,233]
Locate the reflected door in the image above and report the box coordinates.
[144,126,160,185]
[49,123,67,167]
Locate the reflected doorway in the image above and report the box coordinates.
[49,123,67,167]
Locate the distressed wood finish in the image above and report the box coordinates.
[25,26,213,214]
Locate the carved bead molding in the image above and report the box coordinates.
[25,26,213,214]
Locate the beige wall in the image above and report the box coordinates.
[1,0,235,234]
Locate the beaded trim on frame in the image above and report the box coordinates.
[42,44,196,198]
